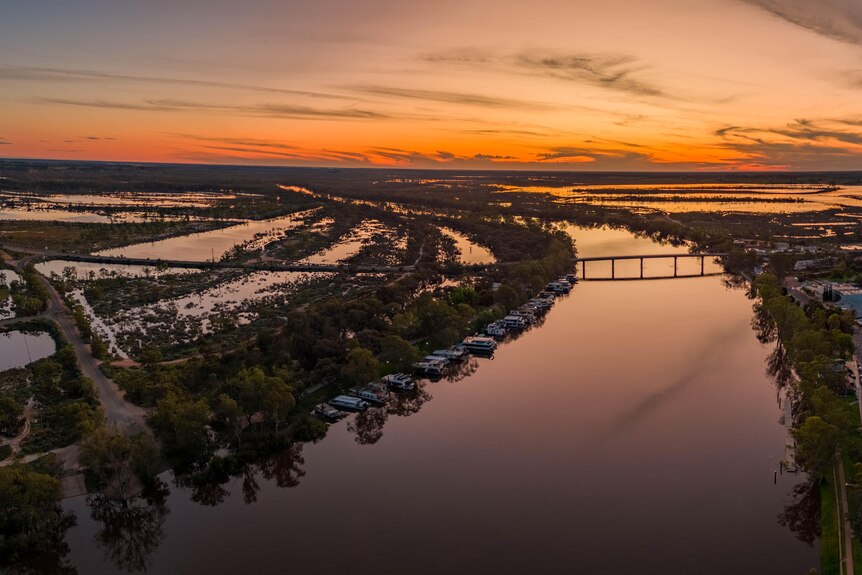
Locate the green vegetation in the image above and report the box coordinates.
[0,320,103,455]
[8,264,48,317]
[0,456,76,569]
[754,272,862,571]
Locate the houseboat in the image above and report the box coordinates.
[432,347,469,362]
[314,403,346,421]
[461,335,498,354]
[382,373,416,391]
[348,385,390,405]
[329,395,369,411]
[485,320,507,337]
[414,359,447,376]
[503,315,528,330]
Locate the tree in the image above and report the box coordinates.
[150,394,213,465]
[0,462,76,565]
[792,416,839,481]
[341,347,379,386]
[0,393,24,437]
[81,430,158,500]
[378,336,419,372]
[227,368,295,430]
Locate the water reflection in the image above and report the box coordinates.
[778,480,821,546]
[87,486,169,573]
[62,225,817,574]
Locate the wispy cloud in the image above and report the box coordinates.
[422,49,667,98]
[34,97,387,120]
[0,137,10,145]
[739,0,862,44]
[0,66,352,100]
[714,117,862,169]
[345,85,556,110]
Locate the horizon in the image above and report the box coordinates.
[3,156,862,176]
[3,1,862,171]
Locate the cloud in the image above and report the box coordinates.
[174,135,299,151]
[422,49,666,98]
[0,137,10,145]
[346,85,556,111]
[0,65,352,100]
[473,153,516,160]
[514,53,664,97]
[714,117,862,169]
[739,0,862,44]
[34,97,387,120]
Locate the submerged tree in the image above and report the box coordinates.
[0,459,77,570]
[87,486,168,573]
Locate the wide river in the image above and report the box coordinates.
[61,226,816,574]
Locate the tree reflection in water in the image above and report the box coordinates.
[348,375,437,445]
[778,479,820,546]
[173,441,307,506]
[86,482,169,573]
[752,294,820,548]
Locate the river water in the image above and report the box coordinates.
[61,225,816,574]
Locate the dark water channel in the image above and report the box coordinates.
[62,227,817,574]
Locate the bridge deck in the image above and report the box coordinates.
[574,252,727,262]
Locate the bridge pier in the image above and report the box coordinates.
[673,256,678,277]
[611,259,615,279]
[639,258,643,279]
[700,255,704,276]
[582,259,586,279]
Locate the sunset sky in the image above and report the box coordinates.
[2,0,862,170]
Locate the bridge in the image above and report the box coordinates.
[575,252,728,280]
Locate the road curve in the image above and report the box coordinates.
[2,248,148,434]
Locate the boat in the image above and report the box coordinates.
[565,273,579,284]
[529,297,553,310]
[510,309,536,323]
[382,373,416,391]
[414,359,446,375]
[348,385,390,404]
[314,403,346,420]
[432,347,469,362]
[485,321,507,337]
[423,354,451,365]
[461,335,497,354]
[503,315,528,330]
[547,281,571,294]
[329,395,370,411]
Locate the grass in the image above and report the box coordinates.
[821,466,841,575]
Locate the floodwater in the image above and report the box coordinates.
[502,183,862,214]
[0,330,55,371]
[439,226,496,265]
[62,226,815,574]
[0,269,21,320]
[298,219,389,265]
[95,210,313,261]
[35,260,200,281]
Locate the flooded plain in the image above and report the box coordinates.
[0,330,56,371]
[61,226,816,574]
[95,210,314,261]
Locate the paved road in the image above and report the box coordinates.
[3,250,147,434]
[36,271,147,432]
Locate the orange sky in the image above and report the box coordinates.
[2,0,862,170]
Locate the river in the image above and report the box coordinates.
[60,225,816,574]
